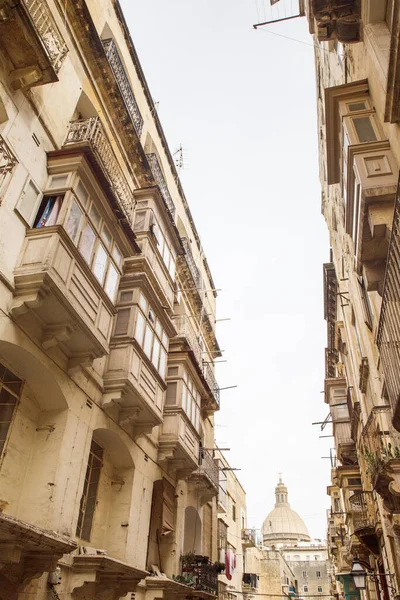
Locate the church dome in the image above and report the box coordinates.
[262,477,310,545]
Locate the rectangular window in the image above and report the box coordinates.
[0,362,23,457]
[93,244,108,283]
[352,116,377,143]
[76,440,103,541]
[133,294,169,378]
[16,179,42,225]
[316,571,321,578]
[65,200,83,241]
[303,571,307,578]
[33,195,63,228]
[232,502,236,522]
[318,587,323,593]
[79,223,96,264]
[304,586,308,593]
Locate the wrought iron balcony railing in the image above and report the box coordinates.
[23,0,68,73]
[146,153,176,218]
[194,449,219,492]
[181,237,202,288]
[0,136,18,190]
[348,491,375,534]
[180,555,218,595]
[102,38,143,137]
[203,363,220,406]
[64,117,135,220]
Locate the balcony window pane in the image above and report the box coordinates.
[348,102,367,112]
[135,311,146,345]
[93,244,108,283]
[65,200,83,242]
[133,211,146,232]
[166,382,177,405]
[34,195,63,228]
[101,226,112,248]
[143,324,153,358]
[159,348,167,379]
[105,262,119,301]
[352,117,377,143]
[152,337,161,369]
[162,332,169,348]
[89,204,101,229]
[155,320,162,337]
[169,256,176,279]
[76,181,89,206]
[139,293,147,312]
[79,223,96,264]
[112,245,122,267]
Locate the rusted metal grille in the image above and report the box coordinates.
[102,39,143,137]
[377,178,400,420]
[324,263,338,378]
[146,153,176,218]
[22,0,68,72]
[181,555,218,594]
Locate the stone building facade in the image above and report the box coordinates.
[306,1,400,600]
[0,1,222,599]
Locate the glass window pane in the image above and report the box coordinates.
[112,245,122,267]
[348,102,366,112]
[139,294,147,312]
[152,337,161,369]
[89,204,101,230]
[155,321,162,337]
[93,244,108,283]
[133,211,146,232]
[18,180,40,225]
[79,223,96,263]
[76,181,89,206]
[159,348,167,380]
[101,226,112,248]
[169,256,176,279]
[135,311,146,345]
[143,324,153,358]
[182,385,187,413]
[162,332,169,349]
[105,263,119,301]
[65,200,83,242]
[352,117,377,143]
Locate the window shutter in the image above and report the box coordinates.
[114,308,130,336]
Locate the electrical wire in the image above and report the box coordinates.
[255,27,331,54]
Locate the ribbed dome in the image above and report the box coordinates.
[262,477,310,544]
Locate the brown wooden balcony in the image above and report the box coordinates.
[0,0,68,89]
[103,38,143,137]
[377,181,400,430]
[189,449,219,502]
[10,226,115,365]
[64,117,135,222]
[146,153,176,218]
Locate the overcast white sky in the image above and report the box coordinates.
[122,0,333,540]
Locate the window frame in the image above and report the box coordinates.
[0,361,23,460]
[76,439,104,541]
[133,293,169,379]
[15,177,42,226]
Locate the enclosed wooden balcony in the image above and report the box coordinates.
[10,226,115,365]
[242,528,257,548]
[0,0,68,89]
[158,410,201,478]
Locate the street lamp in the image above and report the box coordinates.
[350,558,398,598]
[350,558,367,590]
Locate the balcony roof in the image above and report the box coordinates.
[325,80,369,185]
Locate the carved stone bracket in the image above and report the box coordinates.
[375,459,400,513]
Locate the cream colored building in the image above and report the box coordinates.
[216,452,259,600]
[306,2,400,600]
[0,1,223,599]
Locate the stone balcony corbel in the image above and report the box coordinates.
[71,552,148,600]
[374,458,400,513]
[0,512,76,590]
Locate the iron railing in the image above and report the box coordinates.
[377,177,400,420]
[181,555,218,595]
[181,237,202,288]
[146,153,175,218]
[203,363,220,406]
[64,117,135,220]
[194,449,219,491]
[22,0,68,72]
[0,137,18,190]
[102,38,143,137]
[349,491,374,531]
[362,406,400,480]
[173,315,203,368]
